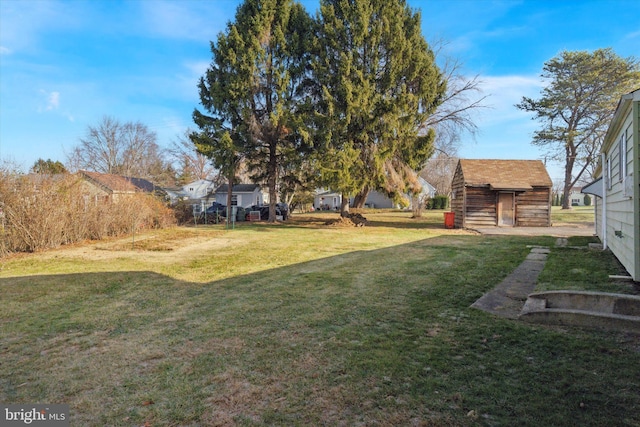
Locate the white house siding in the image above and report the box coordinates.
[599,90,639,281]
[314,191,341,210]
[183,179,215,200]
[591,196,600,238]
[365,190,395,208]
[215,188,263,209]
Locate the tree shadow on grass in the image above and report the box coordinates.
[1,235,638,426]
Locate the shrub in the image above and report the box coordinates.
[0,172,176,255]
[433,195,449,209]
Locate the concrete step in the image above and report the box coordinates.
[519,291,640,333]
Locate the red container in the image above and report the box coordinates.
[444,211,455,229]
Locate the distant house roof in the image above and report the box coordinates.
[458,159,552,190]
[417,176,436,195]
[79,170,138,193]
[315,190,342,197]
[125,176,157,193]
[216,184,261,193]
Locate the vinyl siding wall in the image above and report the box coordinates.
[603,107,637,280]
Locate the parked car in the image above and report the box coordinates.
[199,203,227,223]
[248,204,288,221]
[276,202,289,220]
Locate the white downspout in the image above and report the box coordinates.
[601,153,608,250]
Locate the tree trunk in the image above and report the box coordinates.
[268,140,278,222]
[562,145,575,210]
[411,194,423,218]
[340,191,350,217]
[226,171,235,225]
[352,187,370,208]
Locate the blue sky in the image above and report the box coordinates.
[1,0,639,182]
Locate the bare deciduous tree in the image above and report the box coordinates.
[168,130,218,184]
[424,39,488,157]
[67,116,173,184]
[418,39,487,199]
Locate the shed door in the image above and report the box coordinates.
[498,192,515,226]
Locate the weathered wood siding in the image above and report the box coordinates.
[451,163,465,228]
[450,159,553,229]
[464,187,497,227]
[515,187,551,227]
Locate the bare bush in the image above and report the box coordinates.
[0,172,176,255]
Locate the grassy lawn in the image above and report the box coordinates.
[551,205,595,224]
[1,210,638,426]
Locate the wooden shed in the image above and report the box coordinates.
[450,159,552,228]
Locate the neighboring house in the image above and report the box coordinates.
[161,186,188,204]
[215,184,264,208]
[582,88,639,281]
[126,176,162,194]
[450,159,552,228]
[182,179,217,201]
[357,177,437,209]
[162,179,217,206]
[569,187,588,206]
[314,190,342,210]
[314,178,437,211]
[78,170,139,203]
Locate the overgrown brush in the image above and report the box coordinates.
[0,172,175,255]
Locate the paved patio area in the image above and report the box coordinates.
[473,222,595,237]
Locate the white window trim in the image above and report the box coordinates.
[606,155,612,190]
[619,134,626,183]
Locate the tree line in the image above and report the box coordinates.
[17,0,639,221]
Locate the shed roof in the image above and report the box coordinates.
[458,159,552,190]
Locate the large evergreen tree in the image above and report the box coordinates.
[193,0,314,222]
[517,48,640,209]
[313,0,445,216]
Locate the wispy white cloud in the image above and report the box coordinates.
[184,60,210,76]
[476,75,545,123]
[46,91,60,110]
[0,0,80,53]
[139,0,228,42]
[35,90,72,121]
[624,29,640,40]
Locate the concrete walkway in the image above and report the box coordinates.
[471,245,551,319]
[471,224,596,319]
[472,223,595,237]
